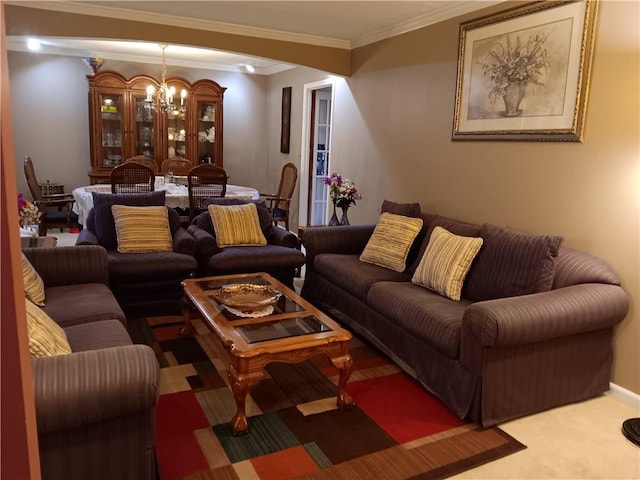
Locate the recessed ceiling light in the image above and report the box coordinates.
[244,64,255,73]
[27,38,41,51]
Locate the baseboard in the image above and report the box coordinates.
[609,382,640,409]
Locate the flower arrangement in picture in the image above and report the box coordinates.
[18,193,42,227]
[324,172,362,209]
[479,31,551,103]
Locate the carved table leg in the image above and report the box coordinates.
[228,366,264,435]
[180,295,194,336]
[331,353,355,409]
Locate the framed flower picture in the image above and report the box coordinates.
[452,0,598,141]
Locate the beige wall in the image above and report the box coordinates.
[281,1,639,393]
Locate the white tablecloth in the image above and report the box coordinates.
[72,182,259,225]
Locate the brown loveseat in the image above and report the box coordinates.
[300,202,629,427]
[23,246,159,480]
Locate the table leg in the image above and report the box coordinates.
[180,295,194,336]
[228,366,264,435]
[331,353,355,409]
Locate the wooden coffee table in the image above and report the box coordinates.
[181,272,354,435]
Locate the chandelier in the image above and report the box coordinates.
[145,44,186,114]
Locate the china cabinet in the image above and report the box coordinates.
[87,71,225,184]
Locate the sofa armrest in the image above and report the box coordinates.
[172,226,197,255]
[32,345,159,434]
[22,245,110,287]
[187,225,219,256]
[76,228,99,245]
[301,225,375,272]
[269,226,299,248]
[461,284,629,349]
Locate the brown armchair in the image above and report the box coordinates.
[23,156,82,236]
[260,162,298,231]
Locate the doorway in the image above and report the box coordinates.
[298,81,334,227]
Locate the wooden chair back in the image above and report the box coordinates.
[188,164,228,221]
[261,162,298,230]
[161,158,192,176]
[110,162,155,194]
[124,155,159,173]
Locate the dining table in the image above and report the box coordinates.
[72,178,260,225]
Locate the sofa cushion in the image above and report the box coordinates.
[25,299,71,358]
[367,281,471,359]
[409,215,482,273]
[111,205,174,253]
[315,253,411,302]
[107,251,197,281]
[381,199,421,217]
[64,320,133,352]
[464,223,564,301]
[92,190,166,250]
[43,283,127,328]
[359,213,423,272]
[22,253,45,306]
[412,226,483,301]
[207,244,305,274]
[208,203,267,247]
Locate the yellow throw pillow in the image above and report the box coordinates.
[359,212,423,272]
[412,226,483,301]
[25,299,71,358]
[208,203,267,248]
[22,253,45,306]
[111,205,174,253]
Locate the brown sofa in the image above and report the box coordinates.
[300,204,629,427]
[23,246,159,480]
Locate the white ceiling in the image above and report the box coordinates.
[5,1,503,75]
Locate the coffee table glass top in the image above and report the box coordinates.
[184,273,344,348]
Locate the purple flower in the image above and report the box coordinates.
[17,193,28,210]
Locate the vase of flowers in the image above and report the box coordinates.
[479,32,551,117]
[324,172,361,226]
[18,193,42,236]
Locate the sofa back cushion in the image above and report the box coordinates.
[464,223,564,301]
[380,199,421,217]
[91,191,166,250]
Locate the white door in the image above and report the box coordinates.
[310,88,332,225]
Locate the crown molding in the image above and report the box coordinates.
[5,1,351,50]
[350,0,504,48]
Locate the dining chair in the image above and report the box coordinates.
[161,158,192,176]
[110,162,155,194]
[124,155,159,174]
[23,156,81,236]
[187,164,228,222]
[260,162,298,231]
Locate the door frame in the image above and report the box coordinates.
[298,78,336,227]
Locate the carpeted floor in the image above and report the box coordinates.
[131,315,526,480]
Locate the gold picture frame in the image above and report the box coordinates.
[452,0,598,141]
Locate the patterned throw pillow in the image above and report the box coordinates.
[208,203,268,247]
[111,205,174,253]
[22,253,45,306]
[411,226,483,301]
[359,212,423,272]
[25,299,71,358]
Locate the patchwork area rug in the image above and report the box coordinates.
[137,315,525,480]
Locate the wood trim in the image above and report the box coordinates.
[0,2,42,477]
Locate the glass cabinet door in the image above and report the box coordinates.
[196,101,216,164]
[166,110,187,160]
[133,95,157,159]
[99,93,124,167]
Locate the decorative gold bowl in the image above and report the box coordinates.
[210,284,281,310]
